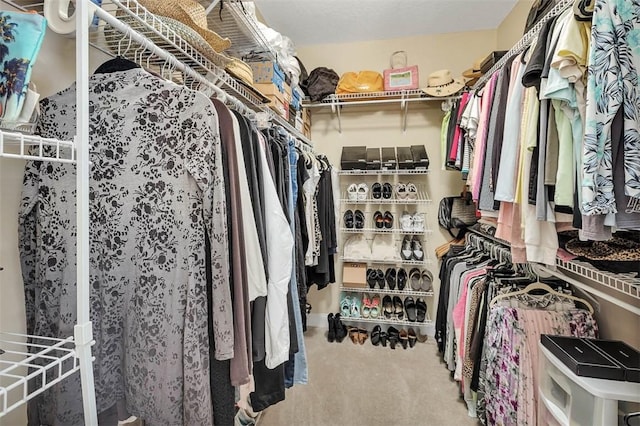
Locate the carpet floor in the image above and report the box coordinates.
[258,326,479,426]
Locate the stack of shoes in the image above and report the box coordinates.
[327,313,348,343]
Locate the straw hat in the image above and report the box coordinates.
[462,57,484,79]
[422,70,464,97]
[137,0,231,53]
[225,58,254,86]
[110,12,232,69]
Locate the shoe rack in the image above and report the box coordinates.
[337,168,434,330]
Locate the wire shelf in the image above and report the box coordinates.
[341,287,434,298]
[0,333,80,418]
[0,130,75,163]
[304,90,461,107]
[340,194,431,205]
[338,169,430,176]
[340,257,432,266]
[556,259,640,300]
[340,228,432,235]
[340,316,433,326]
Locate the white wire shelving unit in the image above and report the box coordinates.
[338,169,430,176]
[340,194,432,205]
[0,0,98,422]
[303,90,460,133]
[340,257,433,267]
[340,228,433,236]
[339,315,433,327]
[341,287,434,298]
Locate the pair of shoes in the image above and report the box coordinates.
[327,313,348,343]
[397,328,418,349]
[401,236,424,261]
[367,268,385,289]
[372,182,393,199]
[408,268,433,291]
[362,293,381,319]
[399,212,425,232]
[373,211,393,229]
[341,293,362,318]
[383,267,407,290]
[394,183,418,200]
[344,209,365,229]
[347,183,369,202]
[348,327,368,345]
[371,325,388,347]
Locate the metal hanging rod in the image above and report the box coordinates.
[472,0,574,89]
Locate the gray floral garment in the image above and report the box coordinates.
[19,69,232,425]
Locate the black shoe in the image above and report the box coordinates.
[376,269,385,289]
[371,325,382,346]
[327,313,336,342]
[372,182,382,199]
[373,211,384,229]
[383,211,394,229]
[385,267,397,290]
[382,182,393,199]
[382,295,393,319]
[404,297,417,322]
[416,298,427,322]
[354,209,365,229]
[343,210,354,229]
[397,268,407,291]
[334,313,347,342]
[387,326,400,349]
[366,268,377,289]
[393,296,404,320]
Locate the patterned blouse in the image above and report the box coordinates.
[19,69,232,426]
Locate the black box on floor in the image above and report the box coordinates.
[586,339,640,383]
[411,145,430,169]
[341,146,367,170]
[396,146,414,169]
[541,335,626,381]
[381,147,397,170]
[366,147,381,170]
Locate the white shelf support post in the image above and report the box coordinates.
[330,97,342,134]
[401,92,409,133]
[75,0,98,424]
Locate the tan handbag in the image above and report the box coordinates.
[336,71,384,94]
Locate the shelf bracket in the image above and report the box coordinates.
[401,92,409,133]
[204,0,222,15]
[330,97,342,134]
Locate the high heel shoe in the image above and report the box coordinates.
[385,267,397,290]
[387,327,400,350]
[408,328,417,348]
[397,268,407,291]
[399,329,409,350]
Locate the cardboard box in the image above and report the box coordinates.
[282,83,292,107]
[342,263,367,288]
[295,116,304,132]
[248,60,285,88]
[268,96,288,120]
[254,83,285,104]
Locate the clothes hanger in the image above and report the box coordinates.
[489,281,594,314]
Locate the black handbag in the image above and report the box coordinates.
[305,67,339,102]
[438,193,477,238]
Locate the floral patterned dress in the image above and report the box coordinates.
[19,69,232,426]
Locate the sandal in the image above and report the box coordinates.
[370,294,381,319]
[351,295,361,318]
[404,297,417,322]
[397,268,407,291]
[366,268,377,289]
[357,183,369,202]
[409,268,421,291]
[416,298,427,322]
[373,211,384,229]
[393,296,404,320]
[376,269,385,289]
[347,183,358,202]
[340,294,352,317]
[406,183,418,200]
[358,328,368,345]
[371,182,382,199]
[382,182,393,199]
[354,210,365,229]
[371,325,382,346]
[387,327,400,350]
[361,294,371,319]
[421,269,433,292]
[385,267,397,290]
[343,209,354,228]
[348,327,359,344]
[382,295,393,319]
[383,211,394,229]
[399,329,409,349]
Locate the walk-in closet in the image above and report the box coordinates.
[0,0,638,425]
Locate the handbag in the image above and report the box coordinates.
[305,67,340,101]
[438,193,477,238]
[383,51,419,91]
[336,71,384,94]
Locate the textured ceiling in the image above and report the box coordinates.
[254,0,519,46]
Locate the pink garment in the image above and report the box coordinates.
[495,201,527,263]
[449,92,471,161]
[453,269,486,383]
[470,73,499,201]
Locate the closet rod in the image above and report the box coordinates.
[93,6,257,119]
[472,0,573,89]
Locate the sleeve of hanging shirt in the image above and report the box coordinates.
[257,138,294,369]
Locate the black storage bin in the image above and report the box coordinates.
[396,146,414,169]
[381,147,397,170]
[541,335,626,381]
[411,145,430,169]
[341,146,367,170]
[586,339,640,383]
[480,50,508,73]
[366,147,381,170]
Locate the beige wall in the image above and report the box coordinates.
[497,0,534,49]
[297,30,497,318]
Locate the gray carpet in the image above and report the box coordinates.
[258,327,479,426]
